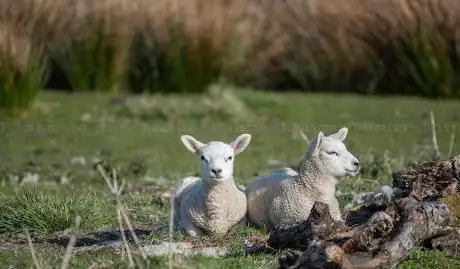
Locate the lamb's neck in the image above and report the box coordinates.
[203,178,239,204]
[296,158,338,197]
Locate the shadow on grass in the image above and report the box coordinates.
[47,228,152,247]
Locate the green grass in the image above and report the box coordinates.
[0,86,460,268]
[0,246,459,269]
[0,35,49,117]
[400,249,460,268]
[0,248,279,269]
[0,187,113,238]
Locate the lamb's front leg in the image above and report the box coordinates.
[180,207,204,237]
[180,215,203,237]
[328,196,344,222]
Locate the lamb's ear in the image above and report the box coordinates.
[308,131,324,156]
[329,127,348,141]
[230,133,251,155]
[180,135,205,154]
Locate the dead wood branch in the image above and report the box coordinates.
[392,155,460,201]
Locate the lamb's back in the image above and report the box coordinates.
[245,170,293,230]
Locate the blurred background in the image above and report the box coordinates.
[2,0,460,105]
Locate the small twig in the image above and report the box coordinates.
[108,167,146,260]
[25,228,41,269]
[168,192,175,269]
[117,208,135,267]
[97,164,134,268]
[448,133,455,157]
[430,111,441,158]
[97,165,125,195]
[60,235,77,269]
[60,216,81,269]
[120,205,147,260]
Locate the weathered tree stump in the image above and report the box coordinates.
[249,155,460,268]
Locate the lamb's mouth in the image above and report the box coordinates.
[209,176,224,180]
[346,168,360,174]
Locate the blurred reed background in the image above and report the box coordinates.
[1,0,460,115]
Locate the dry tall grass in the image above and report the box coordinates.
[129,0,267,93]
[254,0,460,95]
[0,13,48,116]
[1,0,460,113]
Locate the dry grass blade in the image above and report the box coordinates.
[430,111,441,158]
[120,205,148,260]
[292,123,309,144]
[60,216,81,269]
[96,164,134,268]
[25,228,41,269]
[117,208,134,267]
[169,192,175,269]
[99,164,147,260]
[97,165,124,195]
[448,133,456,157]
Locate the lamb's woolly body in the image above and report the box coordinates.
[173,134,251,236]
[243,171,285,230]
[173,176,247,235]
[245,160,339,230]
[270,159,341,228]
[246,128,359,231]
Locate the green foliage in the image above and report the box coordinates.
[281,34,375,93]
[399,248,460,268]
[54,20,460,98]
[279,25,460,98]
[128,34,163,94]
[0,40,48,117]
[0,62,48,117]
[0,187,113,238]
[358,150,396,180]
[376,26,460,98]
[52,25,131,93]
[129,25,231,94]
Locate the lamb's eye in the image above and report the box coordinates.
[327,151,339,156]
[226,156,233,162]
[200,156,207,162]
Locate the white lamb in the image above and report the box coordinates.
[245,127,360,231]
[172,133,251,237]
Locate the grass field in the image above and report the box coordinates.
[1,86,460,268]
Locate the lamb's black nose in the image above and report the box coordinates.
[212,168,222,175]
[353,160,360,167]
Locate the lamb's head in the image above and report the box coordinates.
[180,133,251,183]
[306,127,360,179]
